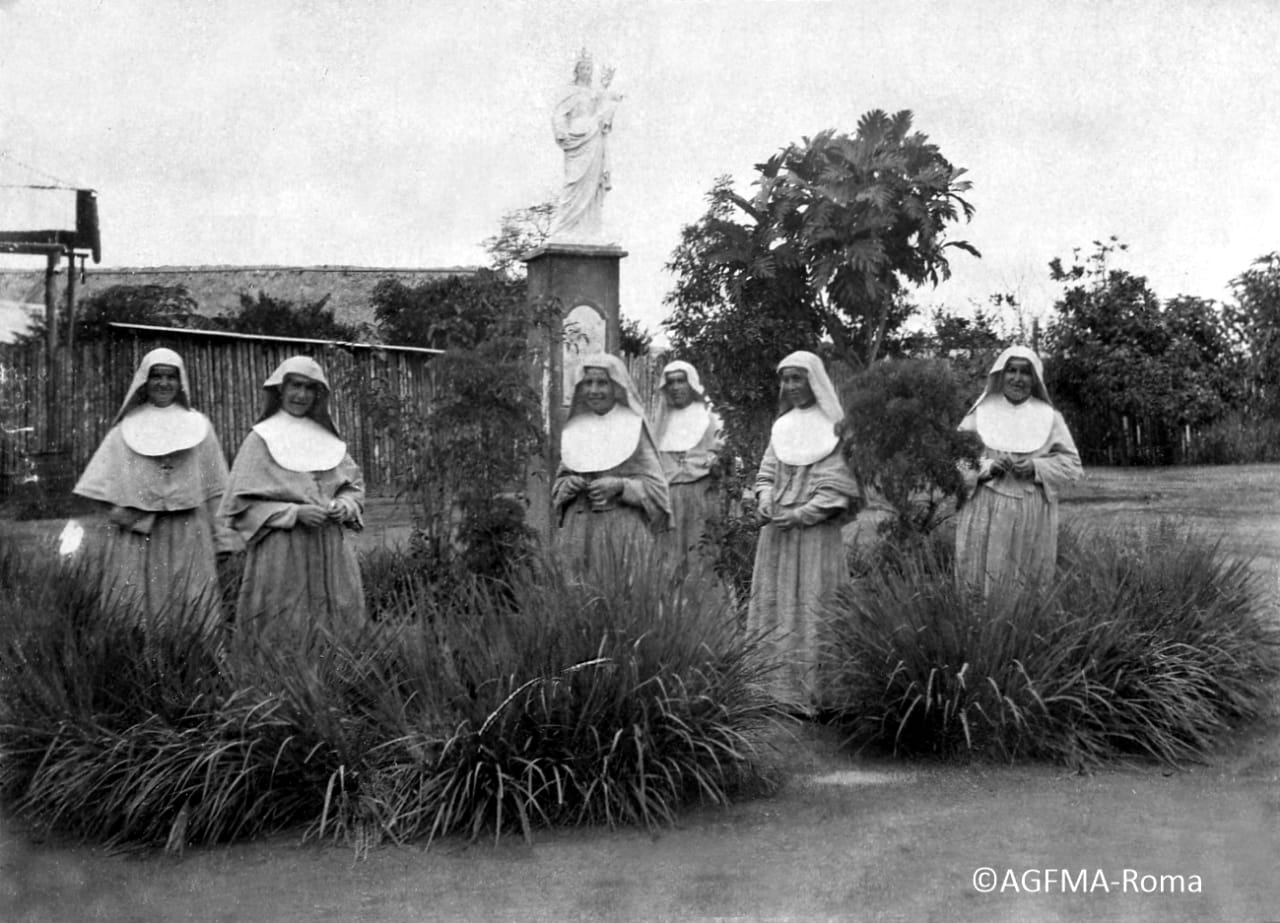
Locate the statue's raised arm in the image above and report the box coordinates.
[547,49,620,244]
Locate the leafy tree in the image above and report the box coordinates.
[1228,251,1280,415]
[31,285,370,344]
[482,200,556,279]
[18,283,207,343]
[902,304,1006,396]
[1159,294,1244,422]
[665,109,977,362]
[371,270,559,582]
[664,176,829,476]
[401,342,545,583]
[619,316,652,358]
[663,111,977,474]
[216,291,366,341]
[1043,239,1242,464]
[372,270,526,350]
[756,112,978,363]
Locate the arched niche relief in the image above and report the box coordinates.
[562,302,607,404]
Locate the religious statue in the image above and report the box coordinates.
[547,48,622,244]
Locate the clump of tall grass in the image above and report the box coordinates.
[0,539,781,854]
[818,521,1280,767]
[397,545,781,842]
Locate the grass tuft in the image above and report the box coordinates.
[0,538,782,853]
[818,521,1280,767]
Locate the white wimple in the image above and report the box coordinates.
[656,402,710,452]
[253,412,347,473]
[561,405,641,472]
[120,404,208,456]
[771,405,838,466]
[973,395,1055,453]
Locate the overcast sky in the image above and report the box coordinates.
[3,0,1278,339]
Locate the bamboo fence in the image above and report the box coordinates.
[0,325,440,497]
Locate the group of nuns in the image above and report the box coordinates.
[73,351,365,635]
[72,344,1079,711]
[554,348,1079,710]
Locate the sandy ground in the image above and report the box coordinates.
[3,466,1280,922]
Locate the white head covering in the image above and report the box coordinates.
[114,347,192,423]
[263,355,330,390]
[770,351,843,466]
[252,355,347,472]
[968,345,1052,413]
[659,360,706,400]
[654,359,713,453]
[561,353,651,472]
[115,348,209,456]
[966,345,1055,453]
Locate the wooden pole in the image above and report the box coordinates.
[44,251,59,356]
[44,250,61,452]
[66,255,78,353]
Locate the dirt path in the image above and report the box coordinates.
[4,466,1280,922]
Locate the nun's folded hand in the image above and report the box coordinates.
[770,508,805,531]
[587,477,623,503]
[107,505,144,529]
[296,504,329,528]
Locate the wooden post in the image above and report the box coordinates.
[66,255,78,353]
[43,250,61,452]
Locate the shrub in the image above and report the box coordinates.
[376,277,552,588]
[818,522,1280,767]
[697,508,761,609]
[0,540,782,854]
[840,358,981,542]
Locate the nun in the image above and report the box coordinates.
[653,359,725,555]
[747,351,861,711]
[73,348,233,630]
[552,353,671,572]
[220,356,366,628]
[955,345,1082,596]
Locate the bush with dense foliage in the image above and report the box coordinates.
[0,541,782,854]
[370,271,552,584]
[214,291,367,341]
[818,522,1280,767]
[15,283,209,344]
[840,358,981,542]
[372,270,526,352]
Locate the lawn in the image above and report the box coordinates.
[2,465,1279,923]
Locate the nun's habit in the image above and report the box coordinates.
[73,348,232,630]
[552,354,671,572]
[747,351,861,709]
[220,356,366,629]
[653,360,725,554]
[955,345,1083,596]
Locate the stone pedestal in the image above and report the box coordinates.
[520,242,627,538]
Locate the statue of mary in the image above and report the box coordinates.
[547,49,622,244]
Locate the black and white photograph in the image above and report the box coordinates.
[2,1,1279,920]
